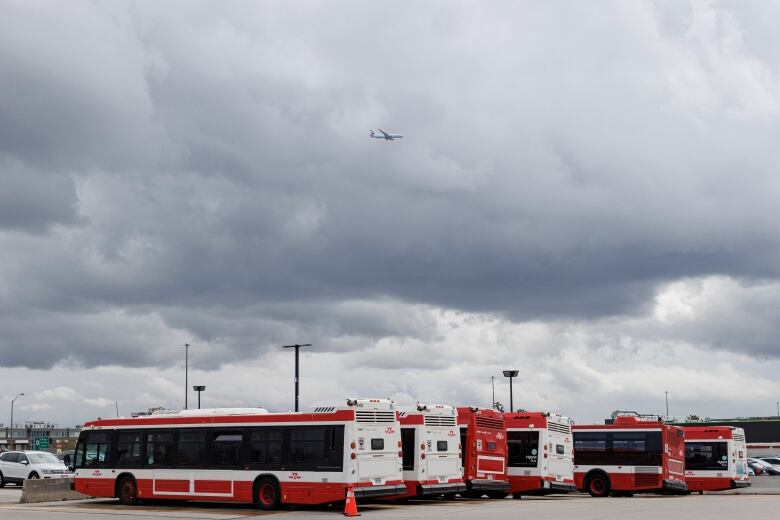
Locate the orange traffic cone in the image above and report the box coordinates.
[344,486,361,517]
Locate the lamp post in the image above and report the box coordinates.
[491,376,496,409]
[193,386,206,409]
[665,390,669,419]
[10,393,24,441]
[282,343,312,412]
[503,370,519,413]
[184,343,190,410]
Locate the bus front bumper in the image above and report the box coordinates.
[418,482,467,495]
[468,479,511,492]
[662,479,688,493]
[353,484,407,499]
[732,480,751,488]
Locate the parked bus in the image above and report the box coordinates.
[397,404,466,497]
[573,414,687,497]
[683,426,750,492]
[505,412,576,497]
[72,399,405,509]
[457,406,510,498]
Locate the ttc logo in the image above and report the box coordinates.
[448,430,456,437]
[91,470,102,477]
[496,433,504,440]
[385,426,395,434]
[289,472,301,480]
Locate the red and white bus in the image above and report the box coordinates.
[573,414,687,497]
[457,406,510,498]
[73,399,405,509]
[397,404,466,497]
[505,412,576,497]
[683,426,750,492]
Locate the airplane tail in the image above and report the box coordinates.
[369,129,375,137]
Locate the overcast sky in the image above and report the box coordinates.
[1,0,780,427]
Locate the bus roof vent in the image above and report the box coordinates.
[548,422,571,435]
[355,410,396,423]
[424,415,457,427]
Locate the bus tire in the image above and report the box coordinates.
[255,477,280,511]
[487,491,508,499]
[117,475,139,505]
[585,474,610,498]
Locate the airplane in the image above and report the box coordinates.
[369,128,404,141]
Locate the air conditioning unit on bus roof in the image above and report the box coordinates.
[152,408,269,416]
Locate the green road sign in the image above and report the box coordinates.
[34,437,49,450]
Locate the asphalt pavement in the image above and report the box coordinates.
[0,494,777,520]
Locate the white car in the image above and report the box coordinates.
[760,457,780,474]
[0,450,72,486]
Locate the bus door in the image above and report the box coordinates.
[189,430,242,497]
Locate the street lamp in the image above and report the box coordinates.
[491,376,496,409]
[184,343,190,410]
[503,371,519,413]
[10,393,24,441]
[193,386,206,409]
[282,343,312,412]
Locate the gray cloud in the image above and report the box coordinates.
[0,0,779,386]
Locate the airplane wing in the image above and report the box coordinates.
[377,128,391,138]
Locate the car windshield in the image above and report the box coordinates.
[27,453,62,464]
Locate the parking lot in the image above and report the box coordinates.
[0,493,777,520]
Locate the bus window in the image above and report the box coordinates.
[556,444,565,455]
[437,441,448,452]
[212,430,243,467]
[371,439,384,451]
[401,428,415,471]
[508,431,539,467]
[146,432,174,467]
[177,431,206,468]
[248,428,283,468]
[685,442,728,470]
[82,431,112,468]
[116,432,143,467]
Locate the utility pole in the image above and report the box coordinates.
[491,376,496,409]
[184,343,190,410]
[282,344,312,412]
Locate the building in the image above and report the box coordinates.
[0,421,82,452]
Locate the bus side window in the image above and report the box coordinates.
[556,444,565,455]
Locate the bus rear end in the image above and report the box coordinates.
[683,426,751,492]
[661,424,687,493]
[506,412,575,497]
[398,404,466,497]
[457,407,510,498]
[346,399,406,499]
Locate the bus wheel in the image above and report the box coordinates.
[256,478,280,511]
[117,476,138,505]
[487,492,508,499]
[586,475,610,498]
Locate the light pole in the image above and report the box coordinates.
[193,386,206,409]
[503,370,519,413]
[184,343,190,410]
[282,343,311,412]
[491,376,496,409]
[665,390,669,419]
[10,393,24,441]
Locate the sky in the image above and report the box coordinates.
[1,0,780,427]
